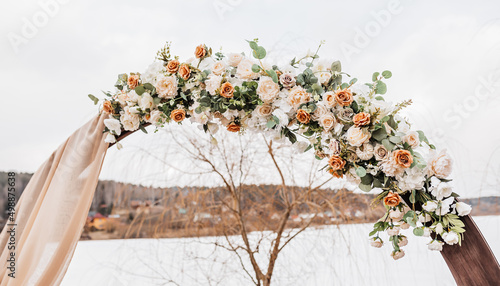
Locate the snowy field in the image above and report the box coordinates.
[62,216,500,286]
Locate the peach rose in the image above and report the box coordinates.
[346,126,371,147]
[328,155,346,171]
[227,53,244,67]
[166,60,180,74]
[323,91,336,108]
[393,150,413,168]
[334,88,354,106]
[128,74,140,89]
[178,64,191,80]
[227,122,241,132]
[220,82,234,98]
[102,100,114,114]
[403,131,420,149]
[257,76,280,103]
[211,61,226,76]
[287,86,311,109]
[353,112,371,127]
[319,114,336,131]
[296,109,311,124]
[255,104,273,117]
[195,45,206,59]
[384,191,402,207]
[170,109,186,122]
[428,149,453,179]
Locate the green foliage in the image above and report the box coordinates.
[88,94,99,105]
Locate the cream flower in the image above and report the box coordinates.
[236,59,259,80]
[255,104,273,118]
[104,118,122,136]
[431,182,453,200]
[139,92,154,111]
[319,113,336,131]
[356,143,374,160]
[147,110,165,126]
[389,209,404,221]
[387,226,400,236]
[373,144,388,161]
[120,110,140,131]
[156,75,178,99]
[422,201,438,212]
[345,126,370,147]
[442,231,459,245]
[318,72,332,85]
[427,149,453,179]
[257,76,280,103]
[455,202,472,216]
[370,238,383,248]
[227,53,244,67]
[322,92,336,108]
[211,61,227,76]
[205,74,223,96]
[104,133,116,143]
[403,131,420,149]
[428,240,444,251]
[287,86,311,109]
[311,103,329,121]
[391,250,405,260]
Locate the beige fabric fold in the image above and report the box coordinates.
[0,115,108,286]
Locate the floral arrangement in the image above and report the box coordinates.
[90,40,472,260]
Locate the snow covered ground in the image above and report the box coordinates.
[62,216,500,286]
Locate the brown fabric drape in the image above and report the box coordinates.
[0,115,108,285]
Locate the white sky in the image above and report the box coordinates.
[1,0,500,198]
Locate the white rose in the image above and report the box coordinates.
[428,240,444,251]
[311,103,329,121]
[387,226,400,236]
[257,76,280,103]
[127,90,140,103]
[211,61,226,76]
[455,202,472,216]
[147,110,165,126]
[142,61,165,84]
[422,201,438,212]
[391,250,405,260]
[403,131,420,149]
[139,92,154,111]
[236,59,259,80]
[205,74,222,96]
[318,72,331,85]
[319,113,336,131]
[120,111,140,131]
[272,109,289,129]
[427,149,453,179]
[227,53,244,67]
[442,231,459,245]
[156,74,178,99]
[128,106,140,114]
[435,197,454,216]
[104,133,116,144]
[389,209,404,221]
[432,182,453,200]
[104,118,122,136]
[346,126,370,147]
[418,212,432,223]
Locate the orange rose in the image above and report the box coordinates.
[296,109,311,124]
[178,64,191,80]
[102,100,114,114]
[170,109,186,122]
[195,44,206,59]
[166,60,180,74]
[328,155,346,171]
[128,74,140,89]
[334,88,353,106]
[220,82,234,98]
[353,112,371,127]
[227,122,241,132]
[393,150,413,168]
[384,191,402,207]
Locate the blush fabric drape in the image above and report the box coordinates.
[0,115,108,285]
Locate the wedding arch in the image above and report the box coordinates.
[0,40,499,285]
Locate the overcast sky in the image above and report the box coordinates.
[1,0,500,197]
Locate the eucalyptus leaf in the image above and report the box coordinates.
[375,81,387,94]
[356,166,367,177]
[382,70,392,79]
[382,138,395,151]
[359,183,372,192]
[135,86,145,95]
[88,94,99,105]
[413,228,424,236]
[331,61,341,72]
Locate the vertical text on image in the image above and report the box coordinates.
[6,172,17,278]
